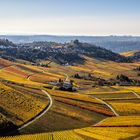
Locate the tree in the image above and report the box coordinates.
[88,73,92,77]
[59,78,63,83]
[136,67,140,71]
[74,73,81,79]
[70,80,74,86]
[116,74,131,82]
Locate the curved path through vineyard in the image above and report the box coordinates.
[132,91,140,98]
[92,96,119,126]
[18,90,53,131]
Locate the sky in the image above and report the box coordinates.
[0,0,140,36]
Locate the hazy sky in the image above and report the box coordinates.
[0,0,140,35]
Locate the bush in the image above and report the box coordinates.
[116,74,132,82]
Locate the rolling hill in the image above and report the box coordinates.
[0,39,140,139]
[0,39,130,65]
[121,50,140,62]
[1,35,140,53]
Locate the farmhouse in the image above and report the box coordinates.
[60,81,73,90]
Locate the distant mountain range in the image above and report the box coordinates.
[0,39,130,65]
[0,35,140,53]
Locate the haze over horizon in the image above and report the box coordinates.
[0,0,140,36]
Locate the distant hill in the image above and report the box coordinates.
[0,35,140,53]
[95,41,140,53]
[120,50,140,62]
[0,39,130,65]
[120,50,138,57]
[129,51,140,62]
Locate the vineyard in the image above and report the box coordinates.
[1,127,140,140]
[95,116,140,126]
[109,101,140,115]
[92,92,136,100]
[69,57,140,80]
[0,83,49,126]
[75,127,140,140]
[0,57,140,139]
[0,58,13,68]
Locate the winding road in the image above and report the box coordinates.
[94,90,140,127]
[64,74,69,81]
[18,90,53,131]
[93,96,119,126]
[132,91,140,99]
[133,91,140,140]
[2,64,139,138]
[27,74,35,81]
[93,96,119,117]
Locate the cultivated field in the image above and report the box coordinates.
[95,116,140,126]
[0,83,49,126]
[0,57,140,139]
